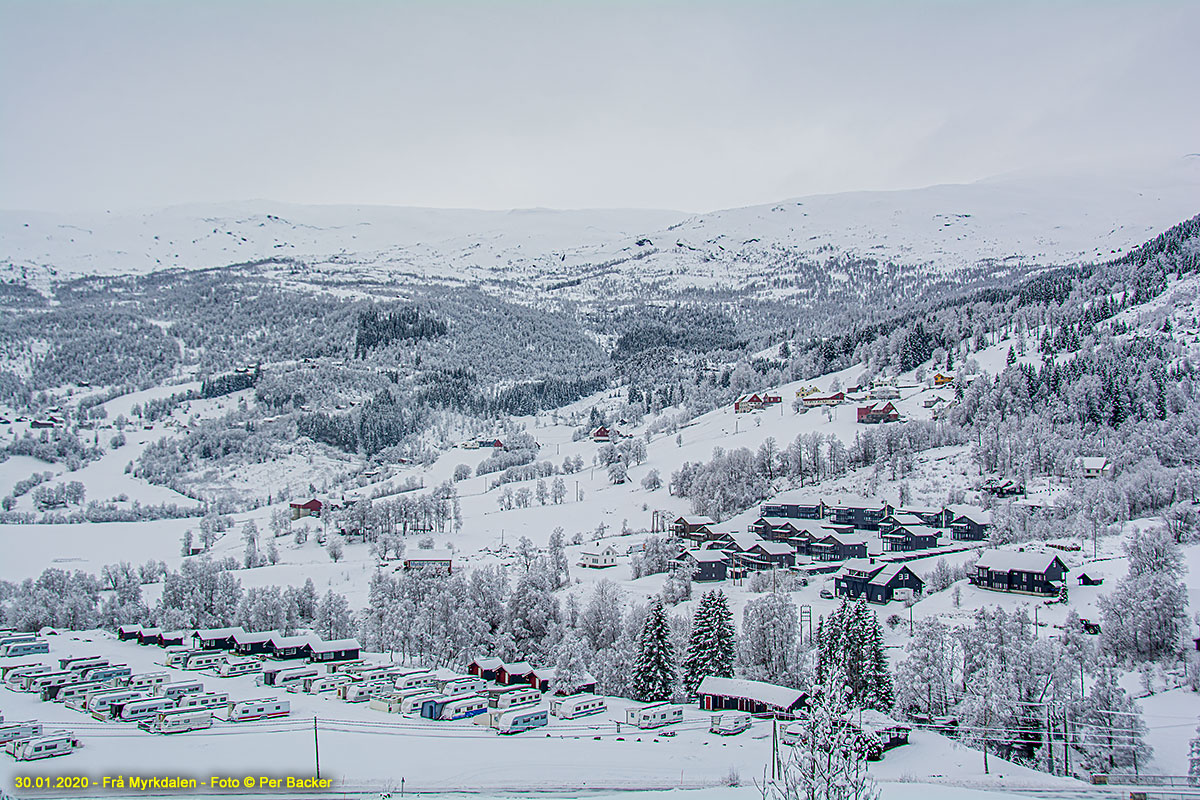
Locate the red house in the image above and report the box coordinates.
[289,498,323,520]
[495,661,534,685]
[734,393,764,413]
[591,426,611,442]
[857,402,899,424]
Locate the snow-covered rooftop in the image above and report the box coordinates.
[696,676,806,709]
[406,549,453,561]
[975,549,1064,573]
[310,638,360,653]
[681,550,731,564]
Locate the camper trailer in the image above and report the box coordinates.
[25,671,79,694]
[273,665,320,691]
[625,702,684,729]
[46,680,104,704]
[441,676,487,695]
[156,681,204,702]
[82,689,148,718]
[79,665,132,684]
[550,693,607,719]
[139,709,213,734]
[125,672,170,691]
[5,733,79,761]
[161,649,195,668]
[304,675,350,695]
[60,656,108,673]
[493,707,549,734]
[0,721,43,746]
[1,640,50,657]
[0,632,37,649]
[223,698,290,722]
[438,695,489,720]
[393,669,438,692]
[489,686,540,710]
[218,658,261,678]
[341,680,392,703]
[4,665,50,691]
[115,697,178,722]
[2,663,49,684]
[182,651,226,671]
[175,692,230,711]
[709,711,753,735]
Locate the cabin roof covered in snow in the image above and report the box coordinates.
[975,549,1064,573]
[270,634,318,649]
[309,638,360,653]
[1077,456,1110,469]
[889,524,940,538]
[817,531,868,546]
[752,541,796,556]
[835,559,914,586]
[720,532,765,551]
[826,495,888,509]
[948,505,992,524]
[676,515,716,526]
[679,549,730,564]
[500,661,533,674]
[470,657,503,670]
[406,549,453,561]
[191,626,245,639]
[696,676,806,709]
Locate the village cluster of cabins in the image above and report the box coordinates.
[666,491,1076,602]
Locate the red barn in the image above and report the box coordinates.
[289,498,323,520]
[857,402,899,424]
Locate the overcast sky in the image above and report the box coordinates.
[1,1,1196,213]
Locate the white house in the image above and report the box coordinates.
[1076,456,1114,479]
[577,545,619,569]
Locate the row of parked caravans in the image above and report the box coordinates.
[4,654,291,735]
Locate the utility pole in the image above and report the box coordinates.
[313,716,320,780]
[771,717,779,780]
[1062,709,1070,777]
[1046,704,1054,775]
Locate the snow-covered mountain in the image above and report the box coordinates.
[2,158,1197,294]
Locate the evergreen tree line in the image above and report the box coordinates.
[354,305,448,358]
[0,559,355,643]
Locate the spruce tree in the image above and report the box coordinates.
[861,606,895,711]
[682,590,736,695]
[682,593,714,695]
[817,599,894,711]
[709,590,735,679]
[634,599,676,702]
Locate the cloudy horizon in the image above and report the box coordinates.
[2,1,1197,214]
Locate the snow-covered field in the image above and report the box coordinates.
[0,631,1080,797]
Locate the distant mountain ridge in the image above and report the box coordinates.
[2,159,1197,301]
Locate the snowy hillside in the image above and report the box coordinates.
[3,160,1198,298]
